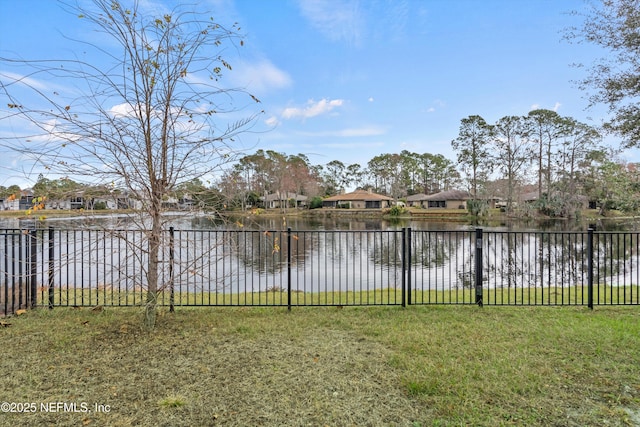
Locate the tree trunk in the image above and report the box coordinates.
[144,196,162,330]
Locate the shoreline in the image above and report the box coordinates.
[0,207,637,224]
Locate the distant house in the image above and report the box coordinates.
[89,195,135,210]
[44,196,84,210]
[418,190,472,209]
[178,196,195,210]
[162,193,195,210]
[162,196,180,210]
[18,189,35,210]
[70,195,85,209]
[260,192,308,209]
[519,191,539,204]
[406,193,430,208]
[0,197,19,211]
[81,186,139,210]
[322,190,393,209]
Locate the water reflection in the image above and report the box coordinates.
[2,211,639,231]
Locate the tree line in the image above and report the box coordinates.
[211,107,640,219]
[5,111,639,219]
[450,109,632,218]
[214,149,461,209]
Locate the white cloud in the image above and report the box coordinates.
[0,71,50,91]
[368,97,374,102]
[109,103,135,118]
[282,98,344,120]
[297,0,409,46]
[234,59,292,94]
[265,115,280,127]
[296,0,364,46]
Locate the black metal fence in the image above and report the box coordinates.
[1,230,38,317]
[1,227,638,315]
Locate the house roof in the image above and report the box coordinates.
[424,190,471,201]
[406,193,430,201]
[261,192,308,202]
[324,190,392,202]
[519,191,539,202]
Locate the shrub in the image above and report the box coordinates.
[309,196,323,209]
[388,205,407,217]
[466,199,488,217]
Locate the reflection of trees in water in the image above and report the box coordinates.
[171,230,232,293]
[410,232,455,268]
[227,230,407,290]
[486,232,536,288]
[232,230,282,275]
[407,230,638,292]
[483,232,588,289]
[482,231,640,290]
[410,231,472,289]
[370,232,403,268]
[594,232,639,285]
[232,230,309,275]
[175,229,640,291]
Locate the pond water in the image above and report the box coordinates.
[2,211,638,231]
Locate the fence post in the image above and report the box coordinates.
[17,231,23,310]
[29,229,37,309]
[475,228,483,307]
[587,228,594,310]
[169,227,175,313]
[2,233,6,316]
[407,227,412,306]
[48,228,54,309]
[287,228,292,312]
[401,228,406,308]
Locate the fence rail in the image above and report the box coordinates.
[1,227,638,315]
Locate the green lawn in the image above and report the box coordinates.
[0,305,639,426]
[37,283,640,307]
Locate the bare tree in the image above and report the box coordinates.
[0,0,261,329]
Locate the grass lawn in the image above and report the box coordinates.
[0,305,639,426]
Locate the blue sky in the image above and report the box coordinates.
[0,0,635,188]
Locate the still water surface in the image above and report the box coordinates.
[1,211,638,231]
